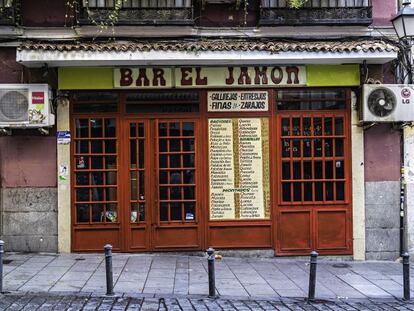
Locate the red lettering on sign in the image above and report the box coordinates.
[238,67,251,85]
[152,68,166,86]
[136,68,150,87]
[120,68,133,86]
[181,67,192,86]
[286,66,300,84]
[195,67,208,85]
[254,67,268,85]
[271,67,283,84]
[225,67,235,85]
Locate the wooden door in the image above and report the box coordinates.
[125,118,202,251]
[72,116,122,251]
[275,90,352,255]
[152,119,201,250]
[125,120,151,250]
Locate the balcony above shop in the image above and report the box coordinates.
[78,0,194,25]
[0,0,17,25]
[259,0,373,26]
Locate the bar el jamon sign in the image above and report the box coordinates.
[114,66,306,88]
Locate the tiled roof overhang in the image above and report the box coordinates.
[17,39,399,67]
[19,39,399,53]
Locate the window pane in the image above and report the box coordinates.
[324,117,333,135]
[91,172,104,185]
[76,141,89,154]
[171,203,182,221]
[77,204,89,223]
[293,161,301,180]
[184,202,195,221]
[91,140,103,154]
[160,203,168,221]
[184,186,195,200]
[92,204,104,222]
[76,173,89,185]
[282,183,291,202]
[104,119,116,137]
[77,189,89,202]
[90,119,103,137]
[335,139,344,157]
[76,119,89,138]
[336,182,345,200]
[183,122,194,136]
[293,183,301,201]
[170,171,182,184]
[106,204,117,222]
[169,123,180,136]
[304,182,312,201]
[183,139,195,151]
[326,182,334,201]
[282,162,290,180]
[170,139,181,152]
[281,118,290,136]
[105,140,116,153]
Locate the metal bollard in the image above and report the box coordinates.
[0,240,4,293]
[104,244,114,296]
[308,251,318,301]
[207,247,216,297]
[403,252,410,300]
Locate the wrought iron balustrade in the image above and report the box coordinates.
[260,0,372,26]
[79,0,194,25]
[0,0,16,25]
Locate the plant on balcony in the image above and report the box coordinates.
[289,0,309,9]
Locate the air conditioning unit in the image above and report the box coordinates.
[0,84,55,128]
[362,84,414,122]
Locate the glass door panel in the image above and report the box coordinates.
[157,121,197,223]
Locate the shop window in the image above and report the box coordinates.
[279,114,346,204]
[125,92,199,114]
[74,117,118,224]
[277,90,346,111]
[72,92,118,113]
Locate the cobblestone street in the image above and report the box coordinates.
[2,292,414,311]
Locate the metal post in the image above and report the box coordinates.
[207,247,216,297]
[403,252,410,300]
[104,244,114,296]
[308,251,318,301]
[0,240,4,293]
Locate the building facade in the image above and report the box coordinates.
[0,0,406,260]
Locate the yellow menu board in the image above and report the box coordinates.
[209,118,270,220]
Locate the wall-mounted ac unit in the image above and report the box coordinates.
[362,84,414,122]
[0,84,54,128]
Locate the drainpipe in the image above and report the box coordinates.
[401,131,407,256]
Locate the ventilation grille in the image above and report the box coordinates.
[0,89,29,122]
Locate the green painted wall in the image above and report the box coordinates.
[58,65,360,89]
[58,67,113,90]
[306,64,360,87]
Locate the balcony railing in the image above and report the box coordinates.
[0,0,16,25]
[79,0,194,25]
[260,0,372,26]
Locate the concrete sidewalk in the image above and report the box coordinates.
[2,253,412,300]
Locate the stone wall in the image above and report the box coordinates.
[364,124,401,260]
[0,136,57,253]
